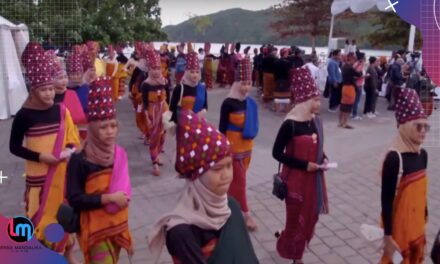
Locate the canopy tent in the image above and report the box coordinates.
[0,16,29,120]
[329,0,416,52]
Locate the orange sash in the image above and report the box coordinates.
[79,168,133,264]
[341,85,356,105]
[381,170,427,264]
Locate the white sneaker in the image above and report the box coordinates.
[352,116,362,121]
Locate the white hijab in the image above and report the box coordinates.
[147,178,231,261]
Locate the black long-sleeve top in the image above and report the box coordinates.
[140,82,170,109]
[381,150,428,235]
[255,54,263,71]
[288,55,305,69]
[219,98,246,134]
[9,105,61,162]
[274,58,291,81]
[169,84,208,122]
[66,151,110,211]
[166,224,220,264]
[54,92,66,104]
[364,65,378,91]
[262,55,277,73]
[272,119,318,170]
[342,63,362,86]
[128,67,147,93]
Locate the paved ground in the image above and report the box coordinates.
[0,87,439,264]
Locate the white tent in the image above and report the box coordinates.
[0,16,29,120]
[329,0,416,52]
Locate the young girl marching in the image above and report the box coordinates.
[148,110,258,264]
[10,42,81,263]
[47,50,87,130]
[219,57,259,231]
[141,46,170,176]
[67,76,133,264]
[169,44,208,123]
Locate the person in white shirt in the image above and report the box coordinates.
[349,39,357,54]
[344,39,350,54]
[123,42,135,59]
[198,48,205,70]
[305,56,319,87]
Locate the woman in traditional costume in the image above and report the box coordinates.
[216,44,231,88]
[272,68,329,264]
[219,57,259,231]
[10,42,81,263]
[66,45,93,140]
[67,77,133,264]
[141,47,170,176]
[128,42,149,143]
[48,50,87,127]
[203,42,215,90]
[380,88,429,264]
[148,110,259,264]
[169,48,208,123]
[115,46,129,100]
[105,45,120,102]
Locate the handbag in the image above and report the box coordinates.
[162,84,184,130]
[432,229,440,264]
[272,121,296,201]
[272,163,287,201]
[56,203,80,233]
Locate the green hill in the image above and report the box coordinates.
[162,8,380,48]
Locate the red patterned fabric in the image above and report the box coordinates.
[21,42,54,89]
[66,52,84,76]
[175,110,231,180]
[277,135,323,260]
[234,57,252,82]
[46,50,65,77]
[145,47,161,69]
[290,67,320,104]
[87,77,116,122]
[395,88,426,125]
[186,52,199,71]
[83,41,99,70]
[135,41,144,54]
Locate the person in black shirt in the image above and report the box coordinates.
[339,53,362,129]
[274,48,291,102]
[262,46,277,103]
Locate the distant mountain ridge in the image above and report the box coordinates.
[162,8,379,48]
